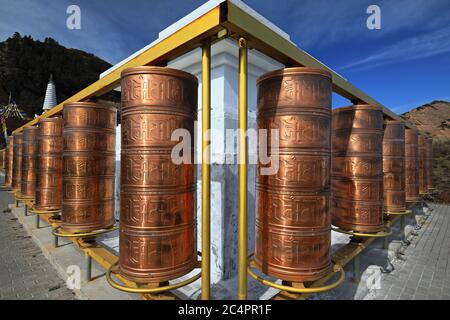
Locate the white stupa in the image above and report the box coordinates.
[42,74,57,114]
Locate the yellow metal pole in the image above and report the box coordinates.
[238,37,248,300]
[201,40,211,300]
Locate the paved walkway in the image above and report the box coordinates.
[372,203,450,300]
[0,185,75,300]
[1,169,449,300]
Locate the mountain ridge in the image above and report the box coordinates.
[401,100,450,140]
[0,32,119,134]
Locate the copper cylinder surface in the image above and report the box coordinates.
[119,66,198,283]
[4,136,14,187]
[426,136,433,190]
[255,67,332,282]
[61,102,116,233]
[418,135,428,194]
[0,149,5,169]
[20,127,39,199]
[382,120,405,213]
[332,105,384,233]
[405,128,419,202]
[12,133,23,192]
[35,118,64,211]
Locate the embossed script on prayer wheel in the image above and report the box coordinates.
[21,126,39,199]
[426,136,433,190]
[12,133,23,192]
[119,66,198,283]
[332,105,384,233]
[405,128,419,202]
[382,120,405,213]
[418,135,427,194]
[4,136,14,188]
[35,118,64,211]
[255,67,332,282]
[61,102,116,233]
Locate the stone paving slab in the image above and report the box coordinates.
[368,203,450,300]
[0,189,76,300]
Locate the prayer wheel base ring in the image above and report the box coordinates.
[119,259,198,284]
[15,195,33,201]
[385,210,412,216]
[332,219,384,234]
[106,261,202,294]
[52,225,118,238]
[253,258,332,283]
[331,226,392,238]
[248,257,345,294]
[31,207,61,215]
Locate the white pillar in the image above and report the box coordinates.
[168,38,283,284]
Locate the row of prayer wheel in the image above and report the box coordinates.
[2,66,434,285]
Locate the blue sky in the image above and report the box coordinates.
[0,0,449,113]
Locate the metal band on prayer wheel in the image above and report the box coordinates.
[119,66,198,283]
[61,102,116,233]
[12,133,23,192]
[418,135,427,194]
[21,126,39,199]
[332,105,384,233]
[405,128,419,202]
[255,67,332,282]
[35,118,64,211]
[382,120,405,213]
[4,136,14,187]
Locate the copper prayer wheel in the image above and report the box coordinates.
[12,133,23,192]
[35,118,64,211]
[0,149,5,169]
[4,136,14,187]
[119,66,198,283]
[61,102,116,233]
[332,105,384,233]
[418,134,428,194]
[426,136,433,190]
[255,67,332,282]
[20,126,39,199]
[382,120,405,213]
[405,128,419,202]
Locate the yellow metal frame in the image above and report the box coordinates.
[8,0,427,301]
[238,37,248,300]
[201,40,211,300]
